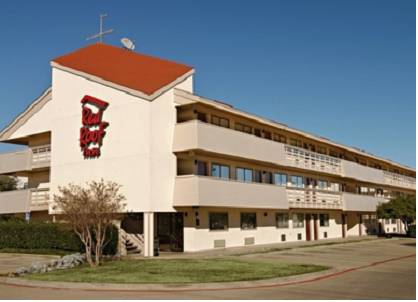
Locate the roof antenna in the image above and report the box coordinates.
[120,37,135,51]
[86,13,114,43]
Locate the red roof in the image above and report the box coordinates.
[52,43,193,96]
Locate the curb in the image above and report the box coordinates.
[0,253,415,292]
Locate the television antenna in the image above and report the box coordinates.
[86,13,114,43]
[121,37,135,50]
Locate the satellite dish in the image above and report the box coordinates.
[121,37,135,50]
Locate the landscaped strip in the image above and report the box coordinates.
[25,258,328,284]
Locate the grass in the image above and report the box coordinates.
[0,248,73,256]
[25,258,328,284]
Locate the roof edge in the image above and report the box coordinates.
[0,87,52,142]
[51,62,195,101]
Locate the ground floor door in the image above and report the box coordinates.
[156,213,184,252]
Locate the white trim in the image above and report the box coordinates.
[51,62,195,101]
[0,87,52,141]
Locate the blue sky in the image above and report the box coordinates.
[0,0,415,167]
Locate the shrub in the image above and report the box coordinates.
[0,220,118,255]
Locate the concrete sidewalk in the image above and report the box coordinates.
[140,235,380,259]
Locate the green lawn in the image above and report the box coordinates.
[25,258,328,284]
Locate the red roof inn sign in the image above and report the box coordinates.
[79,95,109,158]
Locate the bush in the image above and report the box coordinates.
[0,220,118,255]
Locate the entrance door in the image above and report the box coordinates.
[359,214,363,236]
[156,213,184,252]
[305,214,311,241]
[312,214,318,240]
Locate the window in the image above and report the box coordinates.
[236,168,253,182]
[211,163,230,179]
[254,128,262,137]
[360,187,368,194]
[292,213,304,228]
[241,213,257,230]
[317,146,327,154]
[196,161,207,176]
[209,213,228,230]
[319,214,329,227]
[317,180,328,190]
[281,234,286,242]
[235,123,252,134]
[385,219,390,224]
[391,219,397,224]
[330,182,340,192]
[274,173,287,186]
[276,213,289,228]
[289,138,302,147]
[290,175,304,188]
[263,130,271,139]
[273,133,287,143]
[254,170,262,183]
[211,115,229,128]
[196,111,207,122]
[297,233,302,240]
[262,172,272,184]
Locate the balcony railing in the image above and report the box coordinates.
[285,145,342,175]
[29,188,49,211]
[383,171,416,190]
[286,187,342,209]
[0,145,51,174]
[31,145,51,169]
[173,175,289,209]
[0,187,49,214]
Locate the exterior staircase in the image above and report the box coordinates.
[120,229,144,255]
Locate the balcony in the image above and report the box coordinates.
[174,121,415,191]
[173,120,287,165]
[0,145,50,175]
[285,145,341,175]
[0,188,49,214]
[342,192,387,212]
[173,175,289,209]
[383,171,416,190]
[287,187,342,210]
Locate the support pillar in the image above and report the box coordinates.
[342,213,347,238]
[144,212,154,257]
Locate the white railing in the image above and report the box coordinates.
[383,171,416,189]
[286,187,342,209]
[285,145,342,175]
[31,145,51,165]
[30,188,49,206]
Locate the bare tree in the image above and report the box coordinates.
[53,179,126,266]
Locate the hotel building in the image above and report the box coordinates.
[0,43,415,256]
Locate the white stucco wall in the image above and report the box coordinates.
[183,208,342,252]
[49,67,193,213]
[9,96,53,139]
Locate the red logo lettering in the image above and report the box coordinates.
[79,95,109,159]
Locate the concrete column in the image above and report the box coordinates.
[144,212,154,257]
